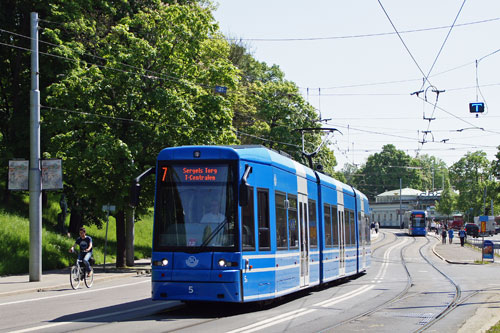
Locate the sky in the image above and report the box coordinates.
[212,0,500,171]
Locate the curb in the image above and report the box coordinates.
[431,238,487,265]
[0,268,151,298]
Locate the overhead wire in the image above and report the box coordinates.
[418,0,467,147]
[0,26,323,134]
[376,0,430,86]
[2,17,499,164]
[221,17,500,42]
[420,0,467,91]
[41,105,303,149]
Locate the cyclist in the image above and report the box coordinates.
[69,227,93,277]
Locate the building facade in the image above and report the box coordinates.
[370,188,441,228]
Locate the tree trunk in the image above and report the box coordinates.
[3,173,10,205]
[116,210,126,268]
[68,211,82,235]
[125,207,135,267]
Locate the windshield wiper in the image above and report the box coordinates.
[200,218,229,248]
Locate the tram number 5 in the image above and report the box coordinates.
[188,286,194,294]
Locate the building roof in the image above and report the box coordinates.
[377,187,422,197]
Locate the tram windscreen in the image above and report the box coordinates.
[153,163,236,251]
[411,213,426,228]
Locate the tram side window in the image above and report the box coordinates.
[288,194,299,249]
[344,209,351,246]
[242,187,255,251]
[275,192,288,250]
[308,200,318,248]
[332,206,339,246]
[349,210,355,246]
[257,189,270,251]
[324,204,333,248]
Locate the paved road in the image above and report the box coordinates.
[1,231,499,332]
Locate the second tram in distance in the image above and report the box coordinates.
[150,145,371,303]
[403,210,428,236]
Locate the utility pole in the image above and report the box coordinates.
[399,178,402,228]
[29,12,42,281]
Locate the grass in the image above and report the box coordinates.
[0,192,153,276]
[487,321,500,333]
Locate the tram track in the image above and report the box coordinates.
[334,234,464,332]
[318,234,415,332]
[413,235,462,332]
[143,232,493,333]
[370,230,396,257]
[319,232,471,332]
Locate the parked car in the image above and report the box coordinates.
[465,223,479,238]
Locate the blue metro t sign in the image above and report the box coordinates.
[469,102,485,114]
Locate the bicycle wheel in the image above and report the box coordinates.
[84,267,94,288]
[70,265,81,289]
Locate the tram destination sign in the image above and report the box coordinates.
[160,165,227,183]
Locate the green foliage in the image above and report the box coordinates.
[0,207,153,276]
[0,209,74,275]
[356,144,423,200]
[414,154,448,192]
[435,176,455,218]
[449,151,493,221]
[43,1,240,223]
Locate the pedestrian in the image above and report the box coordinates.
[375,221,379,234]
[441,228,447,244]
[458,227,466,247]
[448,228,454,244]
[371,222,375,231]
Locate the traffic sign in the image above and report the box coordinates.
[469,102,484,114]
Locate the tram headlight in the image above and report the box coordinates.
[218,259,226,267]
[153,258,169,266]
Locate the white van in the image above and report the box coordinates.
[474,216,495,236]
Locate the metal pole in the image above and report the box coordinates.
[103,209,109,273]
[484,186,487,215]
[399,178,402,228]
[29,12,42,282]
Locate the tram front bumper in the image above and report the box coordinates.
[152,280,242,302]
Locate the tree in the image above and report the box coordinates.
[435,176,455,220]
[357,144,423,200]
[0,0,57,203]
[449,151,492,221]
[414,154,448,192]
[490,146,500,215]
[43,1,239,266]
[227,43,338,174]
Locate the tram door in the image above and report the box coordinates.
[338,205,346,276]
[360,212,367,270]
[298,194,310,287]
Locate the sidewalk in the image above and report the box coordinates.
[431,234,498,264]
[0,259,151,298]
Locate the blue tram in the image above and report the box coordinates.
[151,146,371,303]
[403,210,428,236]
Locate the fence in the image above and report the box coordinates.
[466,238,500,257]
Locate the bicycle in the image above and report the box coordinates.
[70,250,94,289]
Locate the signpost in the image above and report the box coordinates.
[483,240,494,262]
[102,204,116,272]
